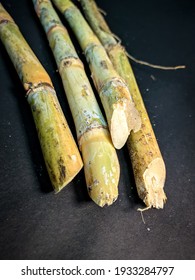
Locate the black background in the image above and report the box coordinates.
[0,0,194,260]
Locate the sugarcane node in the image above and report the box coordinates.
[46,23,66,36]
[26,82,54,95]
[84,42,97,64]
[77,124,106,148]
[59,56,82,71]
[105,80,127,100]
[107,43,125,54]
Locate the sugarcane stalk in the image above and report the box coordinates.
[80,0,166,209]
[33,0,120,207]
[51,0,141,149]
[0,3,83,192]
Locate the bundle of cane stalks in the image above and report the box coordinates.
[79,0,167,209]
[52,0,141,150]
[1,0,168,209]
[33,0,120,207]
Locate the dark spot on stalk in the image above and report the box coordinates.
[62,122,67,129]
[58,157,66,184]
[31,104,41,115]
[100,60,108,69]
[31,104,36,112]
[0,19,9,25]
[53,101,59,112]
[146,133,152,138]
[147,151,153,157]
[51,19,61,25]
[81,86,89,97]
[63,60,72,67]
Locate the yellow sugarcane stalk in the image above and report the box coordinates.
[80,0,166,209]
[33,0,120,207]
[0,3,83,192]
[52,0,141,149]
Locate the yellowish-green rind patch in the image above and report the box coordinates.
[28,86,83,192]
[0,5,51,90]
[0,3,83,191]
[80,129,120,207]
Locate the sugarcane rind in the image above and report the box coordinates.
[0,15,52,89]
[27,86,83,191]
[0,3,83,192]
[80,128,120,207]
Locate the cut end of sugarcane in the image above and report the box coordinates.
[142,157,166,209]
[110,100,141,149]
[54,165,82,193]
[80,129,120,207]
[128,101,142,133]
[52,150,83,194]
[111,104,129,149]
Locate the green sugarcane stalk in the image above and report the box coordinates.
[52,0,141,149]
[80,0,166,209]
[33,0,120,207]
[0,3,83,192]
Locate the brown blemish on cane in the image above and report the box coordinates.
[58,156,66,184]
[100,60,108,69]
[63,59,72,67]
[31,104,41,115]
[81,85,90,97]
[0,19,9,25]
[59,57,83,73]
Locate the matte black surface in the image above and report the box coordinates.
[0,0,194,260]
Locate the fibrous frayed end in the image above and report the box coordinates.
[137,158,167,210]
[137,191,167,212]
